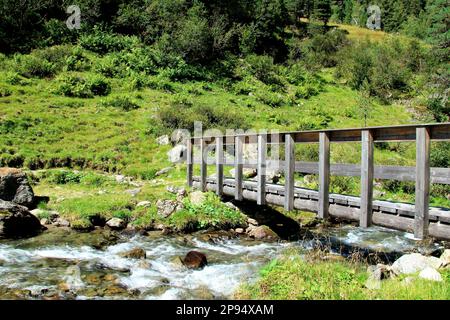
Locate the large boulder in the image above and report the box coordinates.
[440,249,450,267]
[168,145,187,163]
[182,251,208,270]
[419,267,442,282]
[0,199,42,239]
[0,168,35,208]
[391,253,443,275]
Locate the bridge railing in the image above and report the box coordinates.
[186,123,450,239]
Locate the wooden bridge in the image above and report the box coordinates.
[185,123,450,240]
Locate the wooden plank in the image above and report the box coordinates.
[360,130,374,228]
[200,138,207,192]
[284,134,295,211]
[235,135,244,200]
[415,127,430,239]
[186,138,193,187]
[257,134,267,205]
[216,136,224,196]
[318,132,330,219]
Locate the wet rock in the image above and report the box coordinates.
[168,145,187,163]
[189,191,206,206]
[229,168,257,179]
[419,267,442,282]
[53,218,70,227]
[119,247,146,259]
[136,260,152,269]
[0,199,42,239]
[104,285,128,296]
[156,199,183,218]
[104,274,118,282]
[125,188,141,197]
[440,249,450,267]
[156,135,170,146]
[136,201,151,208]
[391,253,443,275]
[247,218,258,226]
[155,167,173,177]
[182,251,208,270]
[247,225,279,240]
[106,218,126,230]
[0,168,35,208]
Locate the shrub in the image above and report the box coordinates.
[79,27,140,54]
[4,72,29,85]
[54,74,111,98]
[66,46,91,72]
[0,86,12,97]
[47,170,83,184]
[14,54,55,78]
[99,95,140,111]
[238,54,283,86]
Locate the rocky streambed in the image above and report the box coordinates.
[0,225,447,300]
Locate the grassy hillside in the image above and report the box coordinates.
[0,22,448,225]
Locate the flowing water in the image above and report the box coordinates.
[0,226,443,300]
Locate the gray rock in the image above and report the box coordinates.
[266,169,282,183]
[167,145,187,163]
[125,188,141,197]
[189,191,206,206]
[115,175,126,183]
[440,249,450,267]
[0,168,35,208]
[0,199,42,238]
[156,135,170,146]
[247,218,258,226]
[53,218,70,227]
[106,218,126,230]
[156,200,183,218]
[171,129,189,145]
[235,228,244,234]
[392,253,443,275]
[419,267,442,282]
[136,201,151,208]
[155,167,173,177]
[224,202,238,210]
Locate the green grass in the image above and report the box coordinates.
[235,251,450,300]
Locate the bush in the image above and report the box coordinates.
[0,86,12,97]
[4,72,29,85]
[47,170,83,184]
[54,74,111,98]
[79,27,140,54]
[66,46,91,72]
[14,54,55,78]
[99,95,140,111]
[237,55,283,86]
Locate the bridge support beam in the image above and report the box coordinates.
[257,134,267,205]
[200,138,207,192]
[415,127,430,239]
[216,136,224,196]
[360,130,374,228]
[186,138,193,188]
[285,134,295,211]
[318,132,330,219]
[235,135,244,201]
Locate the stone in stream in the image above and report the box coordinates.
[419,267,442,282]
[391,253,443,275]
[246,225,279,240]
[53,217,70,227]
[182,251,208,270]
[0,199,42,239]
[0,168,35,208]
[119,247,147,259]
[106,217,126,230]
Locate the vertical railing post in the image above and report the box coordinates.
[415,127,430,239]
[257,134,267,205]
[318,132,330,219]
[235,135,244,200]
[186,138,193,188]
[360,130,374,228]
[216,136,224,196]
[284,133,295,211]
[200,137,207,192]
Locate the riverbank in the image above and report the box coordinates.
[235,249,450,300]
